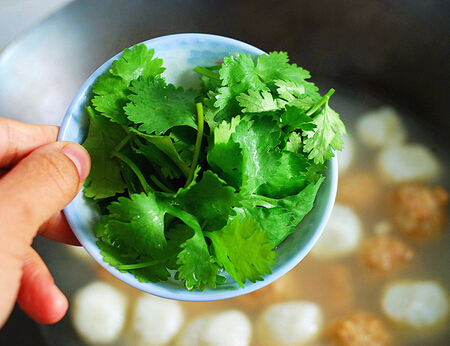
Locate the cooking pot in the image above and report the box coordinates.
[0,1,449,345]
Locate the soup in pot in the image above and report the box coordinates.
[40,90,450,346]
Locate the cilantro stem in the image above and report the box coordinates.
[306,88,335,116]
[118,260,159,270]
[150,175,174,193]
[111,131,136,157]
[193,66,221,81]
[184,103,204,187]
[110,150,154,195]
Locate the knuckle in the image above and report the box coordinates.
[33,148,80,198]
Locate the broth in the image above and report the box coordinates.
[39,89,450,346]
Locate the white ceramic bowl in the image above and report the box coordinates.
[59,33,338,301]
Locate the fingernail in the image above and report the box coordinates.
[61,143,91,181]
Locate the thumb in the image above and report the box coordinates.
[0,141,90,327]
[0,141,90,243]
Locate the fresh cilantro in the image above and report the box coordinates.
[207,216,276,288]
[82,106,127,199]
[81,44,346,291]
[110,44,165,85]
[125,76,198,135]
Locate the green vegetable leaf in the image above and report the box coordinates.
[207,216,276,288]
[110,44,165,85]
[256,52,320,99]
[91,73,130,125]
[132,129,191,178]
[236,89,287,113]
[280,105,316,132]
[125,76,198,135]
[177,230,219,291]
[275,79,306,100]
[213,53,268,120]
[255,150,312,198]
[232,116,282,194]
[175,170,242,232]
[303,90,347,164]
[95,192,168,255]
[207,116,243,189]
[82,107,127,199]
[240,177,324,246]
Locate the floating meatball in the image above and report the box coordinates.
[362,236,415,272]
[316,264,354,315]
[310,204,362,259]
[230,273,294,310]
[177,310,251,346]
[257,301,323,346]
[355,106,407,148]
[326,312,391,346]
[381,280,450,328]
[129,294,184,346]
[337,171,381,211]
[391,184,448,240]
[71,281,129,345]
[377,144,441,183]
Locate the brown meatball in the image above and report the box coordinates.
[362,236,415,272]
[326,312,392,346]
[391,184,449,240]
[337,171,381,210]
[230,273,293,310]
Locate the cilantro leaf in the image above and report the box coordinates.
[91,73,130,125]
[280,105,316,132]
[240,177,324,246]
[95,192,168,255]
[132,129,191,178]
[255,150,312,198]
[302,90,347,164]
[177,231,220,291]
[255,52,320,99]
[206,116,243,189]
[207,216,276,288]
[82,107,127,199]
[110,44,165,85]
[232,116,282,194]
[213,53,268,121]
[236,89,287,113]
[175,170,242,233]
[125,76,198,135]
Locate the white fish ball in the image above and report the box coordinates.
[129,294,184,346]
[177,310,251,346]
[257,301,323,346]
[310,203,362,259]
[377,144,441,183]
[355,106,407,148]
[336,135,354,175]
[71,281,129,344]
[381,280,449,328]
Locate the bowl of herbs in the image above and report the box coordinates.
[59,33,344,301]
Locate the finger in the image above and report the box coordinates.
[0,117,59,169]
[38,211,81,245]
[17,247,68,324]
[0,141,90,246]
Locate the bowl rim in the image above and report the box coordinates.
[59,33,338,301]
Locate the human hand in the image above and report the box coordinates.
[0,117,90,328]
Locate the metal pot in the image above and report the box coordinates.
[1,1,449,345]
